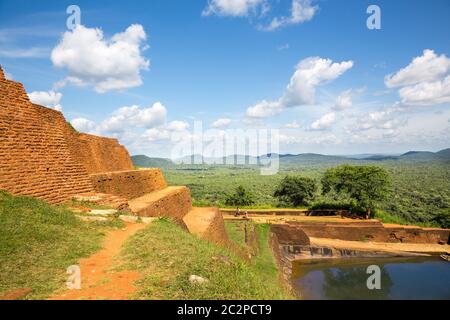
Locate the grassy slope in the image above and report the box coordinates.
[119,218,292,300]
[0,191,122,299]
[225,221,283,288]
[252,224,284,288]
[224,221,247,248]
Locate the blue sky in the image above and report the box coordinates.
[1,0,449,157]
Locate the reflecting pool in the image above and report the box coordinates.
[291,257,450,300]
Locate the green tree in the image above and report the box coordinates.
[273,176,317,207]
[225,185,255,207]
[431,211,450,229]
[321,165,391,218]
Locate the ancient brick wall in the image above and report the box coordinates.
[0,68,94,203]
[129,186,192,219]
[198,208,230,246]
[89,169,167,200]
[67,132,133,174]
[285,221,450,244]
[0,66,138,204]
[270,224,311,245]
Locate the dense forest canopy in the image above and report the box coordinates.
[134,151,450,228]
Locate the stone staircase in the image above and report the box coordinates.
[78,168,229,245]
[129,186,192,219]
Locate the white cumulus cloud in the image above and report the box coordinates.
[98,103,167,133]
[385,50,450,106]
[333,89,353,110]
[385,49,450,88]
[4,71,13,80]
[28,90,63,111]
[51,24,149,93]
[202,0,265,17]
[262,0,318,31]
[71,118,97,133]
[246,56,353,118]
[310,112,336,130]
[211,118,232,128]
[285,120,301,129]
[167,120,190,131]
[397,75,450,106]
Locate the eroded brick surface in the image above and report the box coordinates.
[89,169,167,200]
[129,186,192,219]
[0,71,93,203]
[0,66,132,204]
[68,133,133,175]
[284,221,450,244]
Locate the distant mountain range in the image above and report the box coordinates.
[360,148,450,161]
[131,155,174,168]
[132,148,450,168]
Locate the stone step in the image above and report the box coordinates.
[72,193,130,211]
[128,186,192,219]
[183,207,229,246]
[89,169,167,200]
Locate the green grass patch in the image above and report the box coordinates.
[67,199,114,210]
[224,221,247,249]
[225,221,284,287]
[374,210,437,228]
[252,224,283,284]
[119,218,292,300]
[0,191,120,299]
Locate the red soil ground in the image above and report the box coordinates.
[49,222,146,300]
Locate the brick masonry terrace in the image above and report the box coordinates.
[0,65,229,246]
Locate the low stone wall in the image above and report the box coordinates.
[286,221,450,244]
[200,208,231,247]
[279,244,420,260]
[220,209,307,216]
[385,226,450,244]
[268,229,300,294]
[89,169,167,200]
[130,186,192,219]
[270,224,311,245]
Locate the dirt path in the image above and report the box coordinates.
[49,222,147,300]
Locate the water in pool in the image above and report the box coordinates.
[291,256,450,300]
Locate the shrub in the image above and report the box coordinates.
[322,165,391,218]
[308,201,366,216]
[274,176,317,207]
[225,185,255,207]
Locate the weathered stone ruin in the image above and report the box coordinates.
[0,65,228,245]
